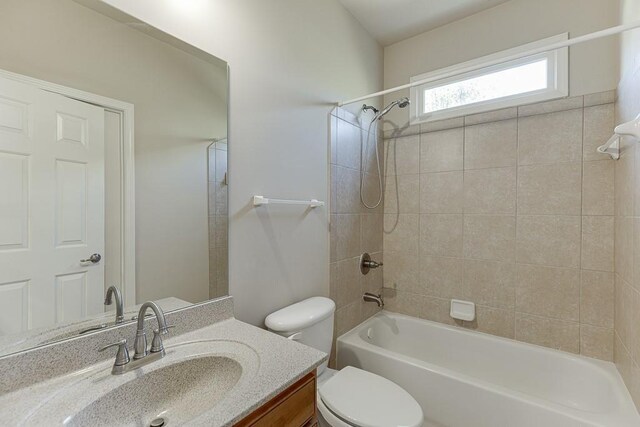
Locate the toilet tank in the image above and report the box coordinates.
[265,297,335,374]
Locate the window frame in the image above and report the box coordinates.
[409,34,569,124]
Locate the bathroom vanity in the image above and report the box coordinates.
[237,372,317,427]
[0,297,325,426]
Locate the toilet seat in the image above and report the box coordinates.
[317,366,423,427]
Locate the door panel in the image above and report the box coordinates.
[0,75,105,335]
[0,152,29,250]
[0,280,29,335]
[55,159,87,247]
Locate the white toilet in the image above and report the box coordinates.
[265,297,423,427]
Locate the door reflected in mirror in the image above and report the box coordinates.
[0,0,228,357]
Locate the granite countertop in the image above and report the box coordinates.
[0,317,327,426]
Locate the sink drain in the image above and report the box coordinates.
[149,418,166,427]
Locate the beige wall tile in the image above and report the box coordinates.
[583,104,615,161]
[383,123,421,140]
[517,96,583,117]
[581,270,614,328]
[464,167,516,215]
[336,118,361,170]
[420,128,463,173]
[384,213,419,254]
[336,166,360,214]
[385,291,457,327]
[614,147,634,217]
[614,334,640,409]
[584,91,615,107]
[383,251,419,292]
[516,215,581,268]
[518,109,583,165]
[361,172,384,214]
[419,295,459,326]
[629,288,640,363]
[336,257,361,309]
[583,160,614,215]
[421,214,463,257]
[330,214,337,263]
[463,305,515,339]
[615,216,634,285]
[615,276,632,353]
[581,216,614,272]
[361,214,383,253]
[362,133,382,174]
[517,162,582,215]
[330,165,337,214]
[330,115,337,165]
[464,107,517,126]
[463,259,515,309]
[420,171,463,214]
[208,184,217,217]
[362,251,383,294]
[464,119,517,170]
[384,134,419,175]
[336,300,362,335]
[581,325,613,361]
[384,174,419,214]
[515,264,579,322]
[420,117,464,133]
[214,182,228,215]
[515,312,580,353]
[335,214,361,261]
[635,218,640,292]
[463,215,516,262]
[419,255,464,299]
[329,262,338,303]
[383,289,426,319]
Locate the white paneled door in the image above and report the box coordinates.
[0,75,105,335]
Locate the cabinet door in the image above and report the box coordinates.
[236,371,316,427]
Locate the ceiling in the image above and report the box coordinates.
[338,0,512,46]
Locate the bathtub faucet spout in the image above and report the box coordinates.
[363,292,384,308]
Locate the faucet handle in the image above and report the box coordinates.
[150,326,174,353]
[99,339,130,366]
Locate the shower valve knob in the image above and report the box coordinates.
[360,253,383,275]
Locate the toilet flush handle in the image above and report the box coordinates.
[287,332,302,341]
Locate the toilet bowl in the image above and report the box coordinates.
[265,297,423,427]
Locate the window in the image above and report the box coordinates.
[410,34,568,123]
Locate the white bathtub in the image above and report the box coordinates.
[337,312,640,427]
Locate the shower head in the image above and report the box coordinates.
[377,97,410,120]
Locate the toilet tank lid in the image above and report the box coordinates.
[265,297,335,332]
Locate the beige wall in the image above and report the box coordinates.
[97,0,384,326]
[383,93,616,360]
[329,108,384,366]
[382,0,620,129]
[614,0,640,409]
[0,0,228,305]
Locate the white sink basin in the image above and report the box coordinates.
[70,356,241,426]
[23,340,259,427]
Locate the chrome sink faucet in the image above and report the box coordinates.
[104,286,124,324]
[99,301,172,375]
[134,301,170,359]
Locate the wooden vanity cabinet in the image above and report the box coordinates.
[235,371,317,427]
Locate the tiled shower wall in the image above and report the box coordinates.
[382,93,616,360]
[614,1,640,408]
[208,139,229,299]
[329,109,384,366]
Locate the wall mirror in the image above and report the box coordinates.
[0,0,228,357]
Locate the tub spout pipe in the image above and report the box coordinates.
[363,292,384,308]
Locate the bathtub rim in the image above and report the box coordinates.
[336,311,639,425]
